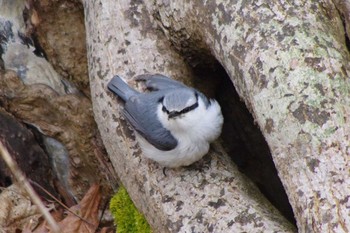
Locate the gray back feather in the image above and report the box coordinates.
[124,90,178,151]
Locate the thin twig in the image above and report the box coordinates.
[0,142,60,233]
[29,180,96,227]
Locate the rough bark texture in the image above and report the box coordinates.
[0,107,56,197]
[151,0,350,232]
[0,0,117,203]
[33,0,90,96]
[334,0,350,40]
[85,0,350,232]
[83,0,296,232]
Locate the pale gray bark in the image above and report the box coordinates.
[84,0,350,232]
[83,0,297,232]
[152,0,350,232]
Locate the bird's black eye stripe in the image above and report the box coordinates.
[179,101,199,115]
[160,96,170,113]
[162,92,199,117]
[162,105,169,114]
[178,92,199,114]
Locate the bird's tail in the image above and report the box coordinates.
[107,75,138,101]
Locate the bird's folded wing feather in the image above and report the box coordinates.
[123,94,178,151]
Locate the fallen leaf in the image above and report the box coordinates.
[58,184,101,233]
[33,208,64,233]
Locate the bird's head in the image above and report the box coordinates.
[159,89,199,120]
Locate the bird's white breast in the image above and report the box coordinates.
[136,98,223,168]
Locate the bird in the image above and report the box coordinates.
[107,74,223,168]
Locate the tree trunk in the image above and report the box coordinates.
[152,0,350,232]
[82,0,306,232]
[85,0,350,232]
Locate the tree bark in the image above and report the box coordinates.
[83,0,299,232]
[86,0,350,232]
[0,0,117,203]
[150,0,350,232]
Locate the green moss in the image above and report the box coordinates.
[110,186,151,233]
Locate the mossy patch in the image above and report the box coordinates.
[110,186,151,233]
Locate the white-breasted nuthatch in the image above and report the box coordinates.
[108,74,223,168]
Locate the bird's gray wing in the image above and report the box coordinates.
[123,92,178,151]
[135,74,186,90]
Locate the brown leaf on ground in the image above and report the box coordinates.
[26,184,103,233]
[32,208,64,233]
[57,184,101,233]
